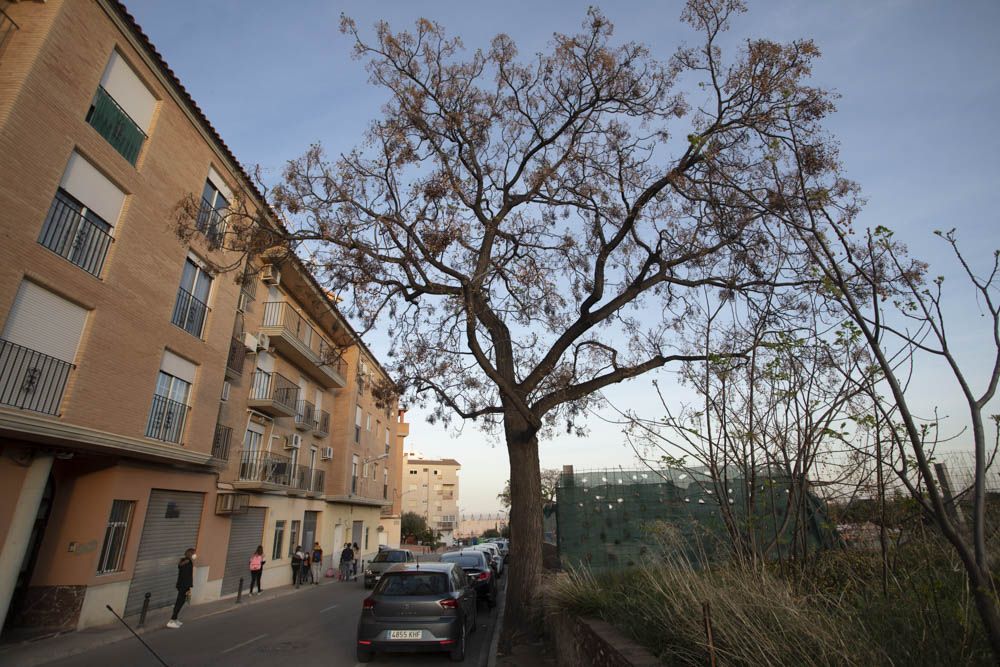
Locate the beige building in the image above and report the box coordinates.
[455,513,509,541]
[0,0,406,636]
[403,454,460,544]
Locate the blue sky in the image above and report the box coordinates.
[125,1,1000,513]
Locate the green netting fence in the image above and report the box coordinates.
[555,466,837,569]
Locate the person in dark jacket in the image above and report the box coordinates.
[167,548,196,628]
[291,546,304,588]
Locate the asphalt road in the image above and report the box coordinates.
[43,574,502,667]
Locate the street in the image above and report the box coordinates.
[41,574,502,667]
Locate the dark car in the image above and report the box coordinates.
[440,550,497,608]
[364,548,415,589]
[356,562,478,662]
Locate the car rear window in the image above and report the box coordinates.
[376,572,449,596]
[373,551,407,563]
[441,555,484,568]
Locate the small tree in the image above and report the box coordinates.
[401,511,428,541]
[498,468,561,510]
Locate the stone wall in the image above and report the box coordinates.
[547,610,660,667]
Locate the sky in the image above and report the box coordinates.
[124,0,1000,513]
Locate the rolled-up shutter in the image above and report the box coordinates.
[60,152,125,226]
[125,490,204,616]
[100,51,156,132]
[220,507,266,595]
[2,281,88,363]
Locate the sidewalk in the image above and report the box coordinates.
[0,578,337,667]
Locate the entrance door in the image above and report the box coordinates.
[351,520,363,548]
[125,490,204,616]
[302,511,318,555]
[220,507,266,595]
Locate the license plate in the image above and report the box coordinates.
[389,630,422,640]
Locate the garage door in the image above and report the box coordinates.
[220,507,266,595]
[125,490,204,616]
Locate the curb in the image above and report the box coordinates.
[485,577,507,667]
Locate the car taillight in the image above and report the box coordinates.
[478,571,491,580]
[362,597,375,610]
[439,598,459,609]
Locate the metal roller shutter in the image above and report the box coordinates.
[125,490,204,616]
[220,507,266,595]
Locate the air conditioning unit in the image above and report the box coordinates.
[242,331,258,352]
[285,433,302,449]
[221,381,231,402]
[261,264,280,285]
[236,292,251,313]
[256,333,270,351]
[321,447,333,460]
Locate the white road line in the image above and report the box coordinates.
[320,603,339,613]
[221,633,268,654]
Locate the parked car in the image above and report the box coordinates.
[492,539,510,562]
[356,562,477,662]
[364,548,415,589]
[471,543,504,576]
[440,550,497,608]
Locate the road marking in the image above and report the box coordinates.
[221,633,268,654]
[320,603,339,613]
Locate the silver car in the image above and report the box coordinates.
[363,548,415,589]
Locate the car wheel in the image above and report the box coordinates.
[357,647,374,662]
[449,625,466,662]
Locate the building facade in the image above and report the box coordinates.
[0,0,406,635]
[402,454,460,545]
[455,513,509,541]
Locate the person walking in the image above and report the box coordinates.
[249,545,265,595]
[291,546,304,588]
[167,548,195,628]
[302,550,312,585]
[310,542,323,585]
[351,542,360,581]
[339,543,353,582]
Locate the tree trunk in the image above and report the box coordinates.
[499,413,543,651]
[969,565,1000,659]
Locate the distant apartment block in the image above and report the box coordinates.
[403,454,460,544]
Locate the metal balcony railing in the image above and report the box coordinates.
[262,301,345,374]
[171,286,209,338]
[250,370,298,411]
[0,339,74,415]
[86,86,146,165]
[240,263,258,301]
[38,190,114,277]
[290,464,312,492]
[226,337,246,377]
[313,410,330,437]
[238,450,292,486]
[212,424,233,461]
[195,197,225,248]
[311,469,326,493]
[0,7,20,55]
[145,394,189,443]
[295,399,315,430]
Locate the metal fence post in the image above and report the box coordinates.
[137,592,150,628]
[236,577,244,603]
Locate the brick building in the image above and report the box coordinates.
[0,0,406,635]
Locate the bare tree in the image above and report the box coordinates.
[188,0,845,645]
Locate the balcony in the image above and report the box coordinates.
[226,337,246,379]
[211,424,233,461]
[195,197,225,249]
[260,302,346,388]
[171,286,209,338]
[38,190,113,277]
[288,463,311,495]
[86,86,146,165]
[236,450,292,490]
[311,469,326,494]
[1,7,19,55]
[313,410,330,437]
[294,399,315,431]
[248,370,298,417]
[0,339,74,416]
[240,264,258,302]
[145,394,189,444]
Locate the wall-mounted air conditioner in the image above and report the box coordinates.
[285,433,302,449]
[221,381,231,402]
[237,292,251,313]
[261,264,280,285]
[321,447,333,460]
[256,333,270,351]
[243,331,258,352]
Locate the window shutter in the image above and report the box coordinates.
[160,349,197,384]
[60,152,125,226]
[100,51,156,132]
[2,281,87,363]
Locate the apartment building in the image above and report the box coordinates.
[0,0,406,635]
[403,454,461,544]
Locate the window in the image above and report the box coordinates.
[409,470,417,475]
[96,500,135,574]
[195,171,230,248]
[86,51,155,165]
[289,520,301,556]
[385,429,390,454]
[351,454,359,494]
[364,526,370,550]
[272,520,286,560]
[171,257,212,337]
[145,351,194,444]
[354,406,362,443]
[384,469,389,499]
[366,413,372,431]
[0,280,87,415]
[239,426,264,480]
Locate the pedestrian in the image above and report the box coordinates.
[351,542,360,581]
[167,547,195,628]
[249,545,265,595]
[302,550,312,585]
[339,542,353,581]
[291,545,304,588]
[311,542,323,585]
